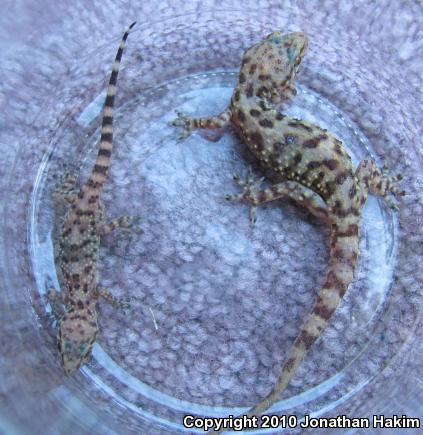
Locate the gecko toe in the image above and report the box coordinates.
[118,296,132,312]
[46,312,58,327]
[249,206,257,224]
[171,110,193,141]
[225,193,243,202]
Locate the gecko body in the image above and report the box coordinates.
[48,22,136,375]
[172,31,403,427]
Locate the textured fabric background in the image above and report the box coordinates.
[1,1,422,434]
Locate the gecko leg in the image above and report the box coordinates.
[46,288,68,324]
[95,286,131,312]
[53,172,78,205]
[226,167,329,224]
[99,215,142,235]
[170,108,231,141]
[355,160,405,210]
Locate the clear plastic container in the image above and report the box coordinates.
[1,1,422,434]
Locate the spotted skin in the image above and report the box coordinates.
[172,31,403,429]
[47,22,137,376]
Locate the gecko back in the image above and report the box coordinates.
[49,22,137,375]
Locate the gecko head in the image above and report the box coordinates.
[57,312,98,376]
[239,31,308,104]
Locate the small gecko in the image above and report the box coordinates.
[172,31,403,429]
[47,22,137,375]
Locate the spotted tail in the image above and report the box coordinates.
[250,218,359,414]
[86,21,136,192]
[209,218,360,434]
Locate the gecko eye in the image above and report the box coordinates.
[285,135,297,145]
[267,32,282,44]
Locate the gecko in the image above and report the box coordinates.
[47,22,137,376]
[171,31,404,429]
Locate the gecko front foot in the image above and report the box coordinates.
[170,110,193,141]
[225,167,265,224]
[45,288,67,325]
[96,286,132,313]
[116,296,132,313]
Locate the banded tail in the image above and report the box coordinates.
[86,21,136,192]
[209,218,360,433]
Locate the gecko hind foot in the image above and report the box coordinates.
[225,167,264,224]
[120,215,144,237]
[379,163,406,210]
[53,171,78,204]
[129,215,144,235]
[101,215,143,236]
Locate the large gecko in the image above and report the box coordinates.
[172,31,403,429]
[47,22,137,375]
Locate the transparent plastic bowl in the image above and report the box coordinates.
[1,2,422,434]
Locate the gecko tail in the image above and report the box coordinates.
[207,219,360,434]
[87,22,136,190]
[245,218,359,419]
